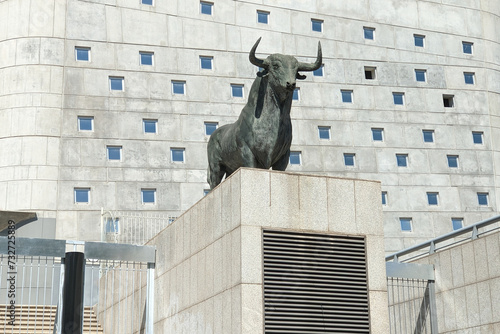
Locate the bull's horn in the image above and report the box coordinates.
[249,37,266,68]
[298,41,322,71]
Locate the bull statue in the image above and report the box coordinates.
[207,38,322,189]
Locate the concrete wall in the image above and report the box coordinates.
[414,231,500,333]
[139,168,389,333]
[0,0,499,250]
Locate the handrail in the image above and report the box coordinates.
[386,214,500,262]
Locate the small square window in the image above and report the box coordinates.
[109,77,124,91]
[372,128,384,141]
[203,189,210,196]
[393,92,405,105]
[257,10,269,24]
[311,19,323,32]
[141,189,156,204]
[414,34,425,47]
[105,218,120,233]
[400,218,412,232]
[364,67,376,80]
[74,188,90,203]
[382,191,388,205]
[427,192,439,205]
[363,27,375,40]
[447,155,459,168]
[107,146,122,161]
[172,81,185,95]
[472,131,483,144]
[318,126,330,140]
[78,116,93,131]
[200,56,213,70]
[313,65,324,77]
[344,153,355,166]
[205,122,218,135]
[422,130,434,143]
[171,148,185,162]
[341,90,353,103]
[396,154,408,167]
[75,47,90,61]
[231,84,244,97]
[415,69,426,82]
[464,72,475,85]
[200,1,213,15]
[452,218,463,231]
[477,192,488,206]
[142,0,153,5]
[292,88,300,101]
[140,52,154,66]
[143,119,157,134]
[289,151,301,165]
[462,42,473,54]
[443,95,454,108]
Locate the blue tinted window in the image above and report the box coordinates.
[423,130,434,143]
[143,119,157,133]
[414,35,425,47]
[172,81,185,94]
[447,155,458,168]
[200,1,213,15]
[110,77,124,91]
[75,47,90,61]
[341,90,353,103]
[382,191,387,205]
[105,218,120,233]
[142,0,153,5]
[464,72,474,84]
[200,56,213,69]
[203,189,210,196]
[318,126,330,140]
[257,11,269,24]
[415,69,426,82]
[171,148,185,162]
[427,192,438,205]
[400,218,412,232]
[462,42,473,54]
[364,27,375,40]
[205,122,218,135]
[289,151,301,165]
[78,116,93,131]
[344,153,355,166]
[472,131,483,144]
[393,92,404,105]
[140,52,153,65]
[107,146,121,160]
[312,19,323,32]
[396,154,408,167]
[292,88,299,100]
[231,84,244,97]
[313,65,324,77]
[477,193,488,206]
[452,218,463,231]
[74,188,90,203]
[142,189,156,204]
[372,128,383,141]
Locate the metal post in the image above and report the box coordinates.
[62,252,86,334]
[145,262,155,334]
[428,280,439,334]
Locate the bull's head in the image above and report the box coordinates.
[249,37,322,102]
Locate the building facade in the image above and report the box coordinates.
[1,0,499,253]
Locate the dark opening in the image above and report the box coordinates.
[443,95,454,108]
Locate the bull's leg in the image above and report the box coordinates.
[207,162,226,190]
[271,149,290,171]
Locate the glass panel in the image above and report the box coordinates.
[341,90,352,103]
[171,149,185,162]
[201,2,212,15]
[289,152,301,165]
[142,190,155,203]
[75,189,89,203]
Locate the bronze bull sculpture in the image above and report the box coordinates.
[207,38,322,189]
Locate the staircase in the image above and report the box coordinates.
[1,304,104,334]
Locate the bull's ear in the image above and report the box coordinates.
[296,73,307,80]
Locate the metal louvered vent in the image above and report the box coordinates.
[263,229,369,333]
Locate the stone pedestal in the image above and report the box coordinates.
[147,168,389,333]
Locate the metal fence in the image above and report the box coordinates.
[0,237,155,334]
[101,209,176,245]
[386,262,438,334]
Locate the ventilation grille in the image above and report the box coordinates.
[263,230,369,333]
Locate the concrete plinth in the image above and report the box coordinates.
[147,168,389,333]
